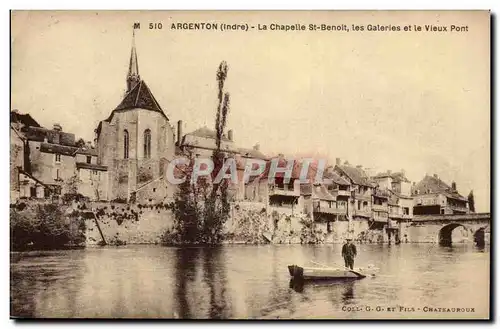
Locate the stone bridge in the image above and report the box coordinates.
[407,213,490,246]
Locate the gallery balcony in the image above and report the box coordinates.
[313,205,347,215]
[353,209,371,218]
[372,204,388,212]
[269,184,300,197]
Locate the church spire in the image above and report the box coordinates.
[127,28,140,92]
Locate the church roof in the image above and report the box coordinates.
[105,80,167,122]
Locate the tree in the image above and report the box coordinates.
[75,138,86,148]
[468,190,475,213]
[202,61,231,244]
[170,61,231,245]
[64,173,80,195]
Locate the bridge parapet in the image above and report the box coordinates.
[413,213,490,223]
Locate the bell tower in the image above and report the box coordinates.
[127,29,140,92]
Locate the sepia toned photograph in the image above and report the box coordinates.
[9,10,491,319]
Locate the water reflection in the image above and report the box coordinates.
[10,251,86,318]
[174,247,199,319]
[341,281,355,304]
[10,244,490,319]
[201,247,231,319]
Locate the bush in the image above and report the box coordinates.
[62,193,87,203]
[10,203,86,250]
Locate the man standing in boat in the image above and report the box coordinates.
[342,238,357,270]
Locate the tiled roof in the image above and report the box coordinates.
[336,165,373,187]
[76,147,98,156]
[40,142,78,156]
[76,162,108,171]
[260,158,316,181]
[412,175,466,201]
[238,147,268,160]
[106,80,167,122]
[23,126,76,146]
[312,184,336,201]
[185,126,231,142]
[375,171,410,183]
[323,170,350,186]
[19,168,54,191]
[11,111,40,127]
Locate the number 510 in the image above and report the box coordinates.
[149,23,163,29]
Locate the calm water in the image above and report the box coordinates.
[10,244,490,319]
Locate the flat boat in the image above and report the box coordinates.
[288,264,366,281]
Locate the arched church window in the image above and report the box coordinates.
[144,129,151,159]
[124,130,129,159]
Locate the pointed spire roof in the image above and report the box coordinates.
[102,29,168,123]
[128,29,140,81]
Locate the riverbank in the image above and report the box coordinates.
[11,200,486,250]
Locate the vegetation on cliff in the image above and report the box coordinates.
[10,202,86,251]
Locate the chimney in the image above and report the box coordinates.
[336,157,341,166]
[53,123,62,131]
[356,165,363,169]
[412,182,416,186]
[228,129,233,141]
[433,174,438,179]
[344,160,350,165]
[452,181,457,191]
[177,120,183,145]
[86,141,92,149]
[401,168,406,176]
[253,143,260,151]
[387,169,392,175]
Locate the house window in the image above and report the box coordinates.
[144,129,151,159]
[55,154,61,163]
[124,130,129,159]
[86,156,92,164]
[56,169,60,180]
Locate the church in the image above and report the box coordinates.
[10,31,266,204]
[94,31,176,203]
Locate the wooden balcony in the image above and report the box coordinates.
[314,205,347,215]
[354,191,372,201]
[354,209,371,218]
[372,204,389,212]
[269,185,300,197]
[336,190,350,197]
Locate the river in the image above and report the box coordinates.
[10,243,490,319]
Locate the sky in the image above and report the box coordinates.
[11,11,490,211]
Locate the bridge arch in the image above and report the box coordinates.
[473,227,488,247]
[438,223,468,246]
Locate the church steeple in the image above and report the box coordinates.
[127,29,140,92]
